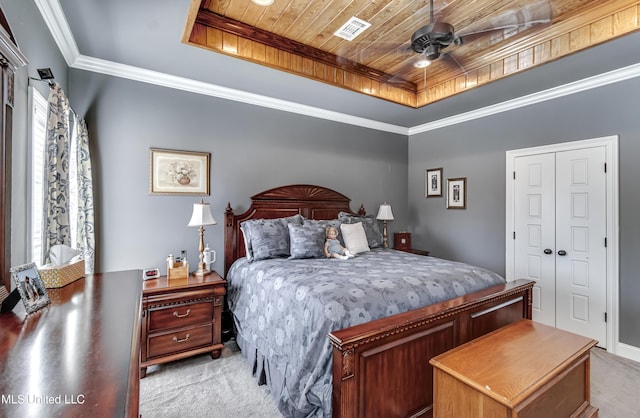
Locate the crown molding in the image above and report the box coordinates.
[36,0,408,135]
[72,54,409,135]
[34,0,80,65]
[37,0,640,137]
[408,62,640,135]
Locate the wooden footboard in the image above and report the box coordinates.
[329,279,534,418]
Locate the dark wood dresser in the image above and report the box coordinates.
[0,270,142,418]
[140,272,226,378]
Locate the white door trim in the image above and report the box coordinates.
[505,136,619,354]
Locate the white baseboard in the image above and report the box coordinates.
[615,342,640,363]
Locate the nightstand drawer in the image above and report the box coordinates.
[148,323,213,358]
[148,300,213,332]
[140,272,226,378]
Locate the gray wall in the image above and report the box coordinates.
[408,77,640,347]
[69,70,408,275]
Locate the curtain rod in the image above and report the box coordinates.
[28,67,55,87]
[28,77,55,87]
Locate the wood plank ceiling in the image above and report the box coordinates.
[184,0,640,108]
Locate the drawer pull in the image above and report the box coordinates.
[173,309,191,318]
[173,334,191,343]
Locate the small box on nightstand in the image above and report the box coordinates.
[394,232,411,250]
[167,261,189,280]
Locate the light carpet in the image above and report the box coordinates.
[140,340,282,418]
[590,347,640,418]
[141,341,639,418]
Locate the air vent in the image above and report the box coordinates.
[334,17,371,41]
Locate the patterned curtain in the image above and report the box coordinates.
[42,83,95,273]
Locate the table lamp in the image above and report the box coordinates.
[376,202,394,248]
[188,199,217,277]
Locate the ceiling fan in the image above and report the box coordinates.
[408,1,456,62]
[407,0,552,71]
[338,0,552,87]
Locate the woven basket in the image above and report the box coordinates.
[40,259,85,288]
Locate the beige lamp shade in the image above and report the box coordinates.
[188,201,217,227]
[376,203,394,221]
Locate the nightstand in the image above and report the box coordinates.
[140,272,226,378]
[393,232,430,256]
[396,248,430,256]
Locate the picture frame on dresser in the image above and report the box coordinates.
[446,177,467,209]
[149,148,210,195]
[425,167,443,197]
[9,262,51,314]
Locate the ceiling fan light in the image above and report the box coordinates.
[423,44,441,61]
[414,59,431,68]
[252,0,274,6]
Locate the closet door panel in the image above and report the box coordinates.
[514,153,556,326]
[555,147,607,345]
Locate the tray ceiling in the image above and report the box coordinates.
[184,0,640,107]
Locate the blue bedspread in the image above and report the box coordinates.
[227,248,505,417]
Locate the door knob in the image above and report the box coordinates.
[558,250,567,256]
[544,249,553,254]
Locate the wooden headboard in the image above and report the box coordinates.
[224,184,365,276]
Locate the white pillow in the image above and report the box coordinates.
[340,222,370,255]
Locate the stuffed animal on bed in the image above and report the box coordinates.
[324,226,354,260]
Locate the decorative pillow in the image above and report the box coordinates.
[338,212,384,249]
[302,218,345,246]
[340,222,370,255]
[288,223,326,259]
[241,214,303,261]
[240,224,253,262]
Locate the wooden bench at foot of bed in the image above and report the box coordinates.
[329,278,534,418]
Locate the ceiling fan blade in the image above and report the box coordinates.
[440,52,466,74]
[383,44,466,89]
[454,0,552,45]
[333,42,416,90]
[454,27,516,46]
[384,59,425,87]
[336,42,411,65]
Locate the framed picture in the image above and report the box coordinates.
[10,262,51,314]
[149,148,210,195]
[425,167,443,197]
[446,177,467,209]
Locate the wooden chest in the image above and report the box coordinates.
[430,319,598,418]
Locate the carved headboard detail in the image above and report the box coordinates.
[224,184,365,276]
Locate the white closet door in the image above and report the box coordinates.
[555,147,607,344]
[514,153,556,326]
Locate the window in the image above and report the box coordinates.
[30,87,86,267]
[30,87,47,265]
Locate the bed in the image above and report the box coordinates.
[224,184,534,418]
